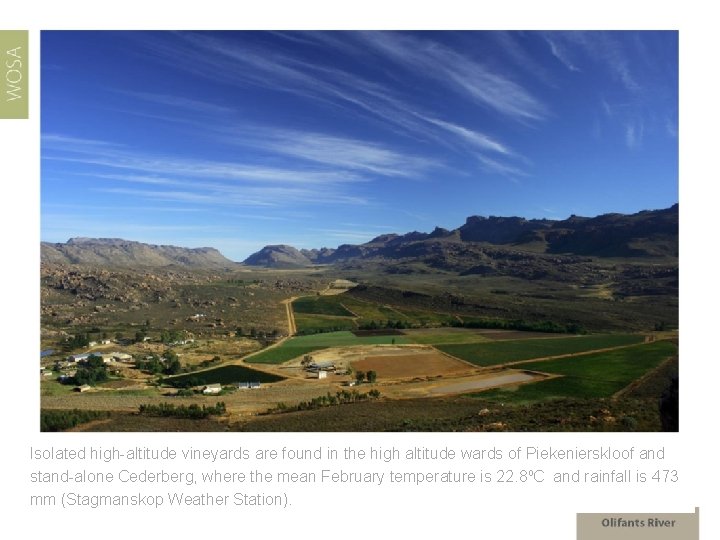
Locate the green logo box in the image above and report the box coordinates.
[1,30,28,119]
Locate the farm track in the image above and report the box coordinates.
[339,303,360,317]
[283,296,297,335]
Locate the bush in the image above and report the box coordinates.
[40,409,110,432]
[138,402,226,419]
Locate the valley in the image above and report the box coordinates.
[39,206,678,432]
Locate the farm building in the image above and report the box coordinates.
[307,361,336,372]
[317,371,328,379]
[67,353,92,363]
[101,339,112,345]
[112,352,133,362]
[169,339,195,346]
[202,384,222,395]
[237,382,250,389]
[74,385,92,393]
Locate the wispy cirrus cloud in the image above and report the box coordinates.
[354,31,547,122]
[219,127,440,178]
[112,89,236,115]
[43,133,365,185]
[544,31,639,92]
[414,115,512,155]
[95,185,368,207]
[131,31,534,176]
[624,120,644,149]
[545,36,581,72]
[42,132,371,209]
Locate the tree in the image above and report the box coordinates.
[71,354,109,385]
[366,370,377,383]
[136,354,162,374]
[235,327,244,337]
[355,371,365,384]
[164,357,182,375]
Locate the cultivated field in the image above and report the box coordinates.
[437,334,645,367]
[475,341,677,403]
[245,331,410,364]
[351,347,472,379]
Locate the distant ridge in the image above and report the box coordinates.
[244,205,678,268]
[243,244,313,269]
[41,237,237,268]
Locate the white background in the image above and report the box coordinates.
[1,2,716,538]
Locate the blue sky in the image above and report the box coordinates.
[41,31,678,261]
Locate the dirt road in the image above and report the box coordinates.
[282,297,297,335]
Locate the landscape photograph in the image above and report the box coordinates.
[40,30,678,432]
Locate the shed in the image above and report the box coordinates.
[308,361,336,372]
[317,371,328,379]
[202,384,222,395]
[74,385,92,393]
[67,353,92,363]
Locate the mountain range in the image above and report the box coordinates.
[41,237,235,268]
[40,205,678,271]
[244,205,679,270]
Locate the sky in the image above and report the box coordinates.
[41,31,678,261]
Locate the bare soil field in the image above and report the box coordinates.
[427,370,547,395]
[351,349,472,379]
[379,369,551,399]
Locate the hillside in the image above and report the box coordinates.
[243,244,313,268]
[244,205,679,269]
[41,238,237,269]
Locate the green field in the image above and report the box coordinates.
[476,341,676,403]
[292,293,458,333]
[294,314,357,333]
[164,365,285,386]
[403,329,492,345]
[245,331,411,364]
[437,334,645,367]
[293,296,356,317]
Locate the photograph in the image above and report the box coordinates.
[39,30,678,432]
